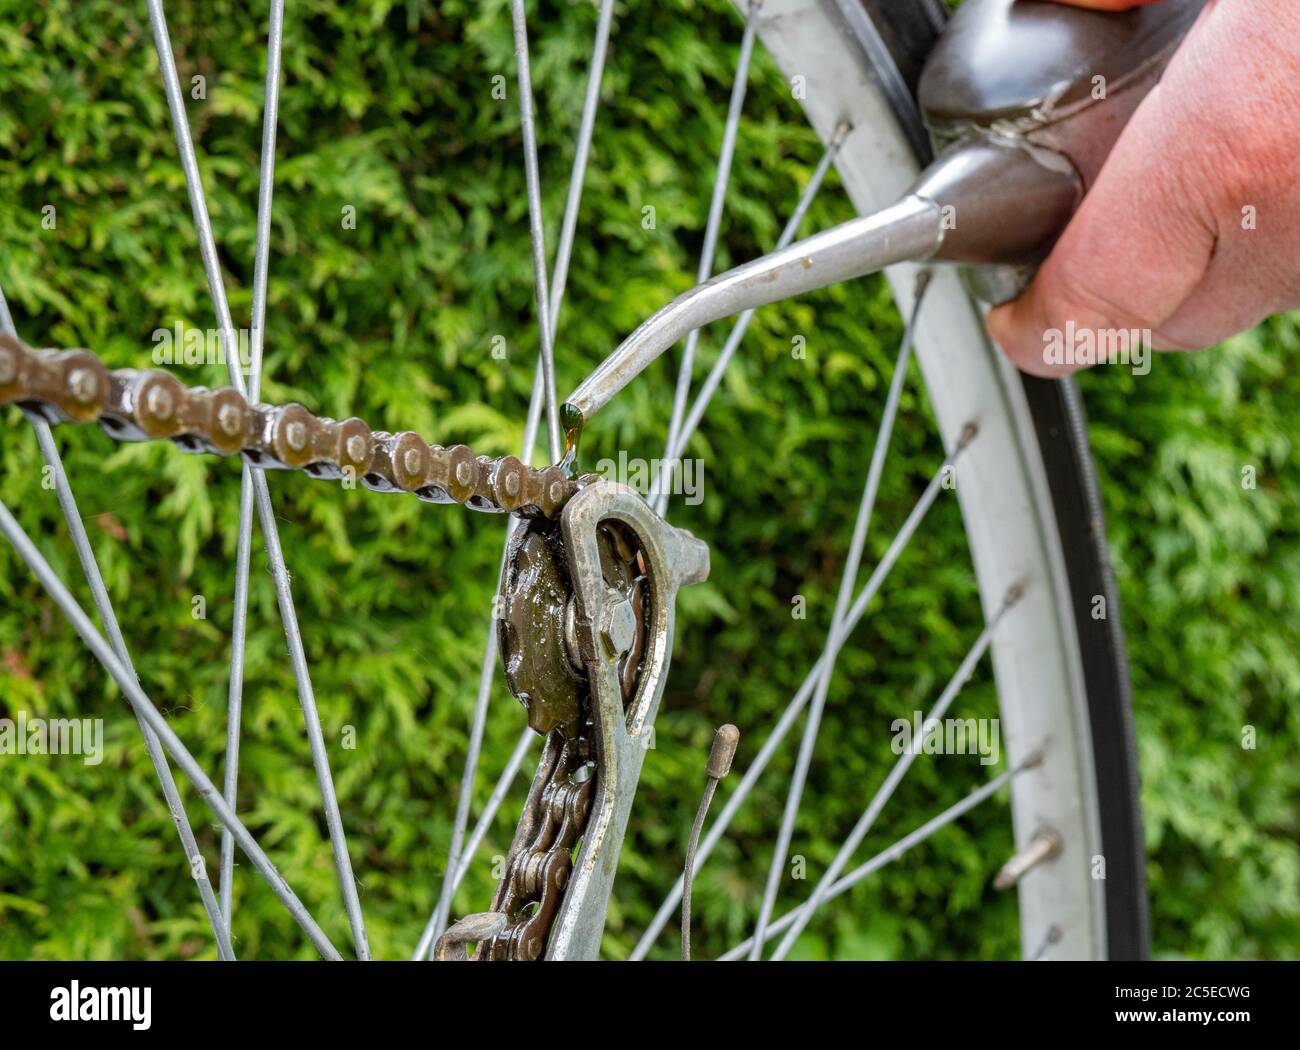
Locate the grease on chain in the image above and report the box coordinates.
[477,731,595,960]
[0,334,579,518]
[0,334,630,961]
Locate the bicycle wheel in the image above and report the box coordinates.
[0,0,1145,961]
[729,0,1146,959]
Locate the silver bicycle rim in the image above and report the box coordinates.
[743,0,1106,959]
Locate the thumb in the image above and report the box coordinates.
[986,80,1218,377]
[1043,0,1167,10]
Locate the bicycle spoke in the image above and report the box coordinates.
[422,1,617,956]
[221,0,286,946]
[547,0,616,334]
[449,728,538,890]
[631,428,976,958]
[33,420,238,961]
[768,586,1021,960]
[1,288,235,960]
[668,130,845,469]
[426,621,503,950]
[718,757,1036,960]
[749,272,932,958]
[412,727,536,959]
[510,0,562,464]
[419,378,538,958]
[659,0,761,482]
[146,0,369,958]
[247,0,284,408]
[0,501,343,960]
[222,467,254,940]
[652,126,846,516]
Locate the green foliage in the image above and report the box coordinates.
[0,0,1295,961]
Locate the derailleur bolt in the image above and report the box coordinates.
[599,591,637,658]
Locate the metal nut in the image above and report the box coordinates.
[599,593,637,658]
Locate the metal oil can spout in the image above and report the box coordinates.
[564,0,1206,424]
[564,137,1079,422]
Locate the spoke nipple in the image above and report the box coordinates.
[1003,581,1025,608]
[66,367,98,403]
[914,267,934,299]
[285,420,308,452]
[682,723,740,960]
[831,120,850,146]
[957,421,978,450]
[1018,748,1045,771]
[706,724,740,780]
[993,829,1062,891]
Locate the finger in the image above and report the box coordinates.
[986,78,1218,377]
[1153,216,1300,350]
[1044,0,1166,10]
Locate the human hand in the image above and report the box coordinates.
[986,0,1300,376]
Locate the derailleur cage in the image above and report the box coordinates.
[449,479,708,961]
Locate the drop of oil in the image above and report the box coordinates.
[559,402,584,478]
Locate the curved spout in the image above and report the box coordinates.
[563,194,943,422]
[564,134,1082,425]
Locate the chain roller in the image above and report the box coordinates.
[0,334,578,519]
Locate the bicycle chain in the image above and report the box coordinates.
[0,334,578,518]
[2,332,630,961]
[477,729,595,960]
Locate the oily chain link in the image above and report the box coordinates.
[4,334,601,958]
[477,730,595,960]
[0,334,579,518]
[1,334,609,959]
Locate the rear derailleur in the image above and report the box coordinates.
[435,477,708,961]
